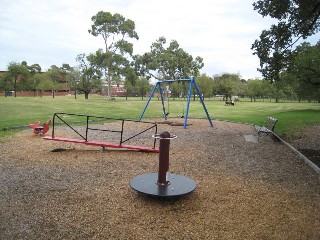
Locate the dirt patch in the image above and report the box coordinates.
[299,149,320,167]
[0,119,319,239]
[286,124,320,168]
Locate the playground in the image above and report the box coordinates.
[1,118,319,239]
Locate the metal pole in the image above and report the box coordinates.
[157,131,171,185]
[192,78,213,127]
[120,119,124,145]
[52,113,57,138]
[184,80,193,128]
[139,82,159,121]
[85,116,89,141]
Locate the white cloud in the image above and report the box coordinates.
[0,0,278,79]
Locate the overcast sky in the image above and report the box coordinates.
[0,0,318,79]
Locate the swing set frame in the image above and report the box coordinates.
[139,78,213,129]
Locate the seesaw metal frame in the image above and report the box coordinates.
[43,112,159,152]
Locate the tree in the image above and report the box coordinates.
[170,81,184,99]
[234,79,248,98]
[6,62,29,97]
[123,65,138,99]
[272,81,287,102]
[28,63,42,74]
[36,73,52,97]
[278,75,297,101]
[88,11,139,98]
[60,63,72,74]
[30,73,42,97]
[134,37,204,80]
[264,41,320,102]
[47,65,63,98]
[196,74,214,99]
[213,73,241,100]
[290,41,320,86]
[124,80,134,98]
[136,77,150,100]
[0,73,13,97]
[251,0,320,81]
[247,79,261,101]
[76,53,102,99]
[65,67,81,99]
[24,62,42,95]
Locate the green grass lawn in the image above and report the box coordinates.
[0,95,319,138]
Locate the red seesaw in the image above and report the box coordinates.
[43,136,159,152]
[42,112,159,153]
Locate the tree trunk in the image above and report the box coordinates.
[14,79,17,97]
[85,92,89,99]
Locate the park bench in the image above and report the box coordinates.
[255,117,278,141]
[225,101,235,106]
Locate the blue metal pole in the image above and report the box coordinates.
[184,80,193,128]
[139,82,159,121]
[192,78,213,127]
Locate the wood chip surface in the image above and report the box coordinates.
[0,119,319,239]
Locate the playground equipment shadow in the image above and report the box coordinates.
[0,119,319,239]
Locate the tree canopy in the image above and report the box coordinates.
[89,11,139,53]
[5,62,29,97]
[75,53,102,99]
[212,74,241,100]
[290,41,320,86]
[88,11,139,97]
[251,0,320,81]
[134,37,204,80]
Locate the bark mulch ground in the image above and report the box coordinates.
[0,119,319,239]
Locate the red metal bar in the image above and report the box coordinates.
[43,136,159,153]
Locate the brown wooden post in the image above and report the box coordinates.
[157,131,171,185]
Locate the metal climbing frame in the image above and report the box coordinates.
[43,112,159,152]
[139,78,213,129]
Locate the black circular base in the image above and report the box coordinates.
[130,173,196,198]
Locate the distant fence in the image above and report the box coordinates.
[1,91,68,97]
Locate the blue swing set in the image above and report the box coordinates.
[139,78,213,129]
